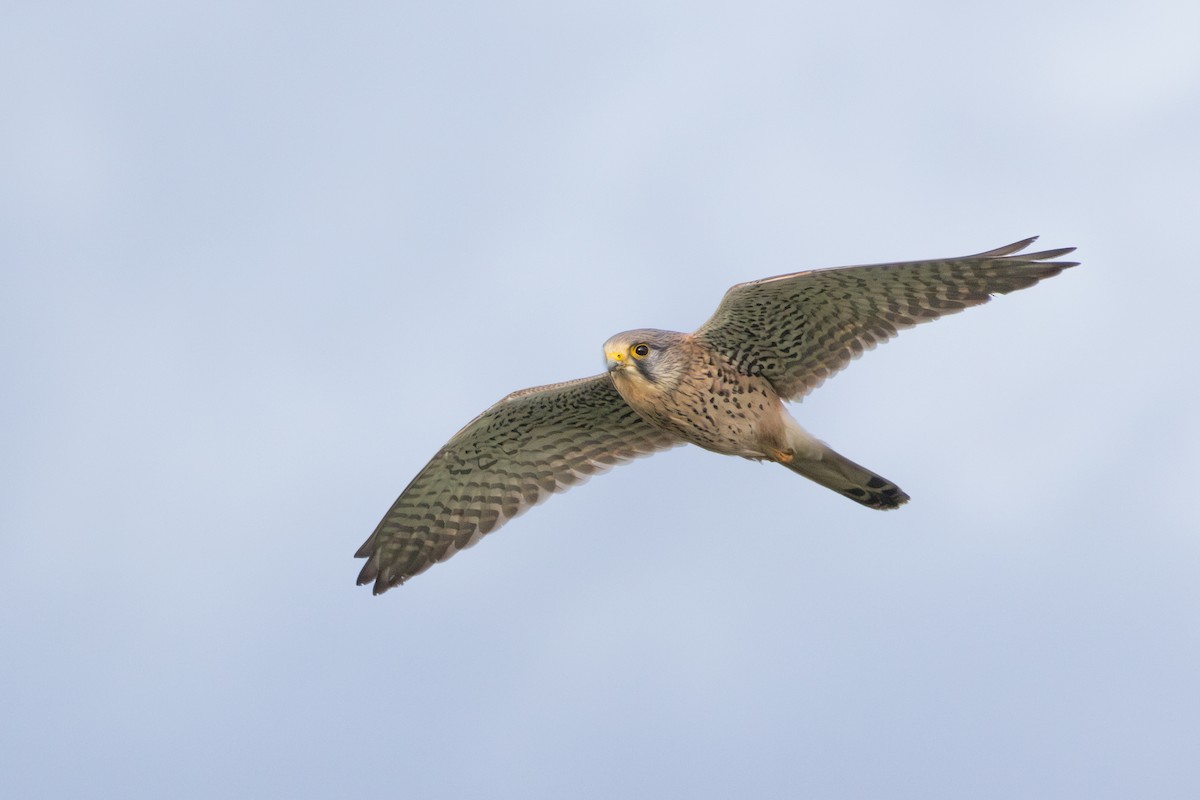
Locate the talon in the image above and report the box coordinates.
[772,448,795,464]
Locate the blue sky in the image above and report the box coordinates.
[3,1,1198,797]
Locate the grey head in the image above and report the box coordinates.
[602,328,691,388]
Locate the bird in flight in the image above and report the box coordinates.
[355,237,1077,594]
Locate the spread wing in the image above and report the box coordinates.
[693,237,1078,401]
[355,374,683,593]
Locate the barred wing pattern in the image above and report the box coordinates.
[355,374,683,594]
[694,237,1078,401]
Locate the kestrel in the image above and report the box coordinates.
[356,237,1077,594]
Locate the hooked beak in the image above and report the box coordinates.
[606,350,627,372]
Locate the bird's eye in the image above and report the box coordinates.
[631,343,650,359]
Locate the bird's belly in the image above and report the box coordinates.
[650,373,787,459]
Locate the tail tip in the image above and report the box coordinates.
[845,477,910,510]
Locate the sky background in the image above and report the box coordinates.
[3,1,1198,797]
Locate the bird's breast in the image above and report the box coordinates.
[612,352,787,459]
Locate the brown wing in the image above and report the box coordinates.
[693,237,1078,401]
[355,374,683,594]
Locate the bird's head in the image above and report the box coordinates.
[603,329,689,389]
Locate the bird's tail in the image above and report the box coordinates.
[781,445,909,510]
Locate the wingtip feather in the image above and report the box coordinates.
[970,236,1039,258]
